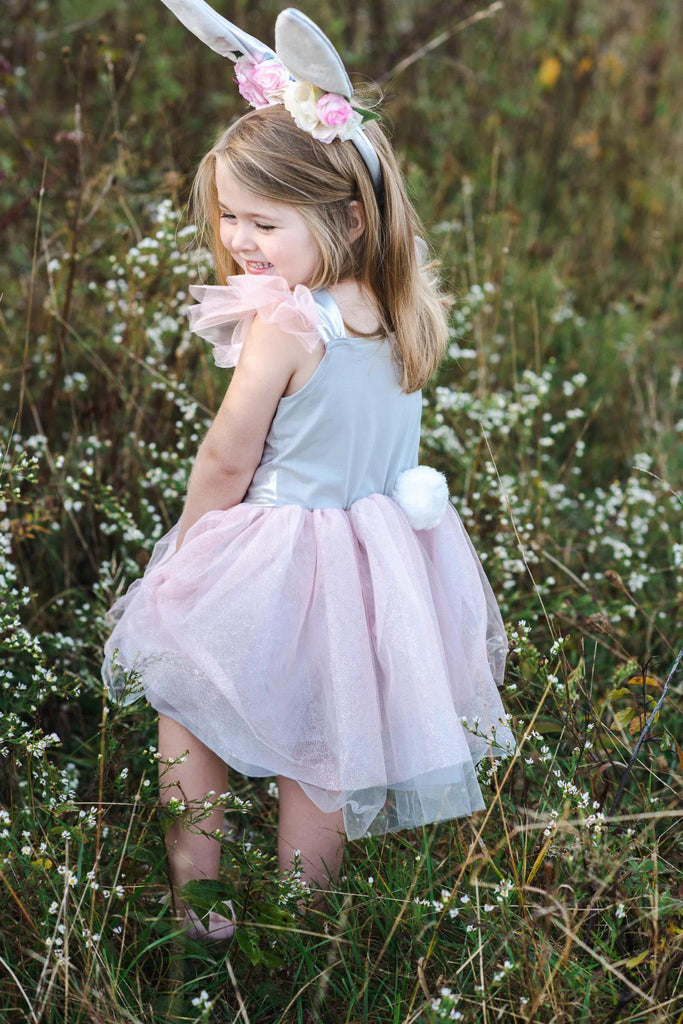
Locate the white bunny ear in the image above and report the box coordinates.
[158,0,275,63]
[275,7,353,98]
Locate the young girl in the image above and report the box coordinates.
[102,4,517,944]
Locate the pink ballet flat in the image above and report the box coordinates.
[158,891,236,944]
[181,900,236,944]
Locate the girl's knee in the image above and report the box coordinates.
[276,775,345,886]
[276,775,344,828]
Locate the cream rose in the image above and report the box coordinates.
[283,80,321,131]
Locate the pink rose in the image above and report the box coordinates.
[235,55,289,108]
[316,93,355,128]
[251,57,289,100]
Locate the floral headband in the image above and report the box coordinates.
[159,2,386,210]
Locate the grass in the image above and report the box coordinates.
[0,0,681,1021]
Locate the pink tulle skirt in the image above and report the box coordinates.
[102,494,517,840]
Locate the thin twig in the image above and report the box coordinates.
[608,648,681,818]
[376,2,505,84]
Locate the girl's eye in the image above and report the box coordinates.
[219,212,275,232]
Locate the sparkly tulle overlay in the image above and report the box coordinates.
[102,274,517,841]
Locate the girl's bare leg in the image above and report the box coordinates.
[158,713,228,910]
[276,774,345,916]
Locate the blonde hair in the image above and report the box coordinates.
[189,103,449,392]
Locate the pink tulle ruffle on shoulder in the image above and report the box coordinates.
[186,273,323,368]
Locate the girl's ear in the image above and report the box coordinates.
[348,200,366,243]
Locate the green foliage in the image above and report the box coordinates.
[0,0,681,1021]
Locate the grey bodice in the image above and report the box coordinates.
[242,288,422,510]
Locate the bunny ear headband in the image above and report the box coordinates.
[158,1,386,211]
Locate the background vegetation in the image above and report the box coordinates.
[1,0,681,1021]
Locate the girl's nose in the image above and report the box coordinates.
[231,222,256,253]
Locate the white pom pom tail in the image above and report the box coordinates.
[391,465,450,530]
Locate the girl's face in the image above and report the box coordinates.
[215,160,322,288]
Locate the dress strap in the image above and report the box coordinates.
[311,288,346,343]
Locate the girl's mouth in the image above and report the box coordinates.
[245,260,275,273]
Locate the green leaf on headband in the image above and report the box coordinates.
[353,106,381,124]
